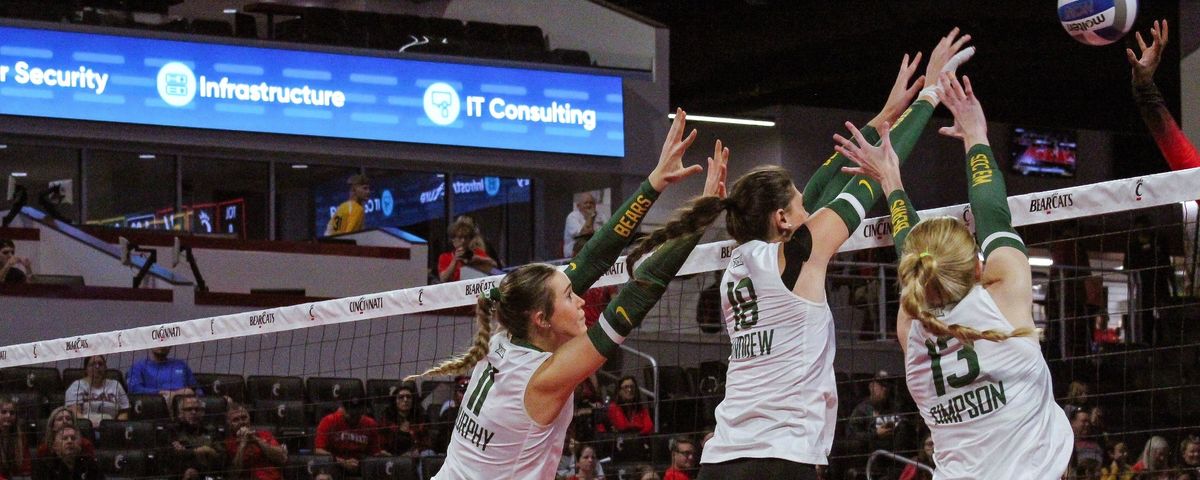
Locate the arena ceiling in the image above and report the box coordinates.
[606,0,1194,133]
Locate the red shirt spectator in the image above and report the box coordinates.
[223,431,283,480]
[34,439,94,461]
[607,376,653,435]
[582,286,617,328]
[315,411,382,460]
[437,247,492,282]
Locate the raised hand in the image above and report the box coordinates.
[1127,19,1168,87]
[835,121,902,194]
[936,72,988,147]
[703,139,729,198]
[924,28,975,90]
[876,52,925,125]
[648,108,703,191]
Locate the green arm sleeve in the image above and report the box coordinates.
[586,232,703,357]
[887,189,920,256]
[966,144,1026,258]
[803,125,879,213]
[565,180,660,295]
[826,100,936,231]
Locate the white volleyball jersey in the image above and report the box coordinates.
[434,333,574,480]
[905,285,1072,480]
[701,240,838,466]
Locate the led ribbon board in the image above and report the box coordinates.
[0,25,625,156]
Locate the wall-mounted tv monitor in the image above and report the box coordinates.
[1010,126,1077,178]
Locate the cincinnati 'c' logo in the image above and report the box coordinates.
[308,305,317,321]
[417,289,424,305]
[1135,179,1144,201]
[858,179,875,198]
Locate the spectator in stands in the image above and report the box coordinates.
[378,384,428,456]
[664,435,698,480]
[34,408,94,461]
[563,191,608,257]
[846,370,915,478]
[432,375,469,453]
[168,395,221,479]
[571,374,602,444]
[1133,436,1174,478]
[0,239,31,284]
[219,403,286,480]
[567,444,603,480]
[607,376,652,461]
[127,346,201,407]
[899,435,935,480]
[632,464,660,480]
[314,396,389,475]
[0,400,31,478]
[1046,224,1095,359]
[1125,214,1175,344]
[1102,440,1134,480]
[65,354,130,427]
[1071,410,1104,475]
[1062,380,1091,421]
[324,174,370,236]
[1181,435,1200,475]
[31,425,102,480]
[437,216,498,282]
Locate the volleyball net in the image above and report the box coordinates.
[4,167,1200,479]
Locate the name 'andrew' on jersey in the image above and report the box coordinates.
[702,240,837,466]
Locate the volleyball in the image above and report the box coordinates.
[1057,0,1138,46]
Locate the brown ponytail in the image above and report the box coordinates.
[898,217,1034,346]
[627,166,798,269]
[625,195,726,270]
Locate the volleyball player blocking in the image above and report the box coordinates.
[413,109,730,479]
[837,71,1073,479]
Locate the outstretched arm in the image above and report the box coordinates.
[837,121,922,256]
[1127,19,1200,171]
[803,52,923,212]
[565,108,703,294]
[527,143,728,426]
[939,73,1034,332]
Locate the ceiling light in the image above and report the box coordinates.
[0,144,7,149]
[291,164,308,169]
[11,172,27,177]
[1028,257,1053,267]
[223,8,238,14]
[139,154,156,159]
[667,113,775,127]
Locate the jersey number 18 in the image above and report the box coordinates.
[726,278,759,331]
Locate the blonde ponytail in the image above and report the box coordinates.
[899,217,1034,346]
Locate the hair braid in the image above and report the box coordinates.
[899,217,1034,346]
[625,195,726,271]
[406,296,495,381]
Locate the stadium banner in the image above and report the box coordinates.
[0,24,625,156]
[4,169,1199,367]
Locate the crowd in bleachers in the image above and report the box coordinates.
[3,344,1200,479]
